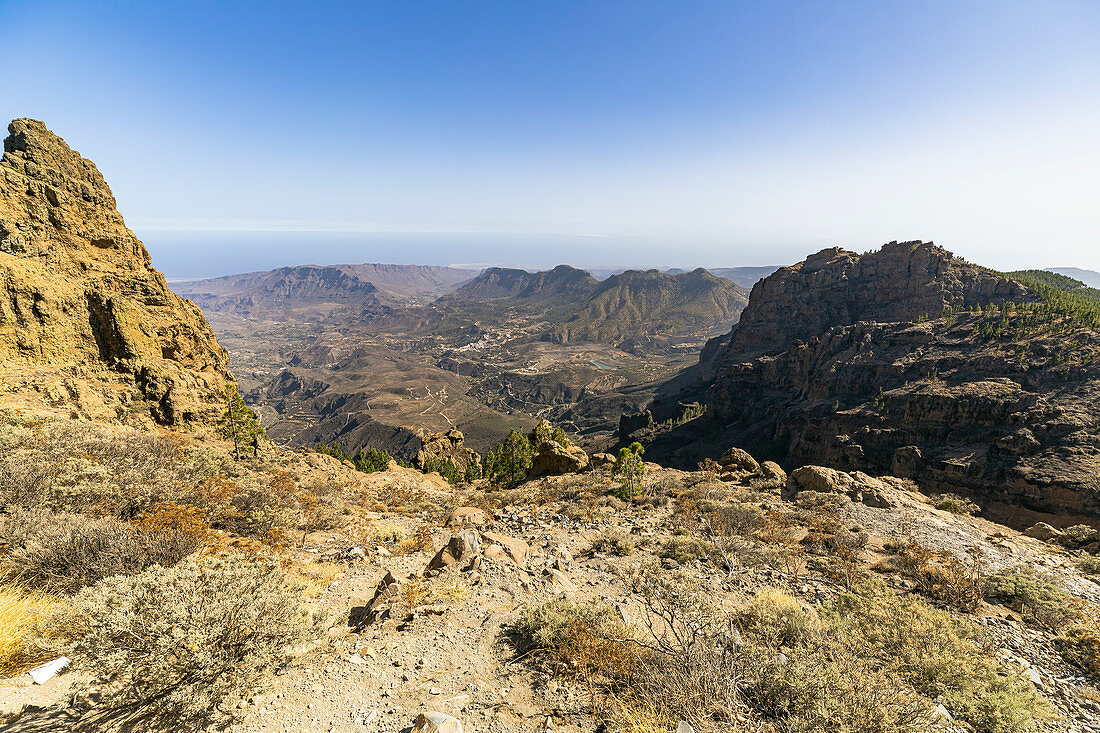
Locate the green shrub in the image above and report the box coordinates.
[832,585,1049,733]
[514,597,618,653]
[45,555,306,732]
[1077,554,1100,576]
[934,493,981,515]
[612,442,645,499]
[985,566,1077,630]
[1,509,201,593]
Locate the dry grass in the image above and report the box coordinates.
[0,580,57,677]
[284,560,341,599]
[397,575,470,609]
[393,524,433,555]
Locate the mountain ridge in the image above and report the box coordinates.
[0,118,232,426]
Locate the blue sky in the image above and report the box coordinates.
[1,0,1098,277]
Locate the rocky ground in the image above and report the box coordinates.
[5,451,1100,733]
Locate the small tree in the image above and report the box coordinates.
[487,428,534,487]
[532,419,554,446]
[614,441,646,498]
[218,386,263,460]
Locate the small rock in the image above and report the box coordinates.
[412,711,463,733]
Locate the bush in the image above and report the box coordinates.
[2,509,202,593]
[513,558,1050,733]
[985,566,1077,630]
[832,585,1049,733]
[45,555,306,732]
[590,528,635,556]
[658,536,715,565]
[934,493,981,515]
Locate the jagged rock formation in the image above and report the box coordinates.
[0,119,232,426]
[726,241,1026,358]
[415,428,482,475]
[644,241,1100,528]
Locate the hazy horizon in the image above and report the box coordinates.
[4,1,1099,274]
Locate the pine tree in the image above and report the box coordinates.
[613,441,646,498]
[218,385,264,460]
[487,428,534,487]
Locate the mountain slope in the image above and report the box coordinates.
[0,119,232,426]
[640,241,1100,528]
[551,268,748,348]
[1046,267,1100,290]
[173,262,477,304]
[707,265,781,288]
[442,264,599,303]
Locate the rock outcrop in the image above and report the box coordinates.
[415,428,482,475]
[0,119,232,426]
[646,241,1100,528]
[528,440,590,478]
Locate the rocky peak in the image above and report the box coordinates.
[0,119,232,426]
[728,240,1027,357]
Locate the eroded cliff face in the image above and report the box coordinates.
[645,242,1100,528]
[0,119,232,426]
[727,241,1026,358]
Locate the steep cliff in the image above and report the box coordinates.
[642,241,1100,528]
[0,119,232,426]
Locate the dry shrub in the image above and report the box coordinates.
[33,555,307,732]
[516,562,1048,733]
[513,598,638,679]
[1,509,202,593]
[590,528,635,556]
[396,574,469,610]
[394,523,433,555]
[886,539,985,611]
[0,580,56,676]
[136,501,213,547]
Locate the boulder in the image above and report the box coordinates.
[1024,522,1063,542]
[787,466,895,508]
[446,506,491,531]
[480,532,528,566]
[412,711,463,733]
[719,447,760,473]
[757,461,787,483]
[590,452,616,469]
[528,441,590,478]
[426,532,479,572]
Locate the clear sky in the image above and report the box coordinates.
[1,0,1098,278]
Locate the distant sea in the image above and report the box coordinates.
[139,229,788,281]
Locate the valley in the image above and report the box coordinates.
[172,262,746,456]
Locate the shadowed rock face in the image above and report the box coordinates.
[726,241,1027,359]
[647,241,1100,529]
[0,118,232,426]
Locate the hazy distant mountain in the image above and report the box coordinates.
[707,266,782,288]
[442,264,599,302]
[552,268,749,347]
[170,263,480,318]
[1046,267,1100,289]
[449,265,749,349]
